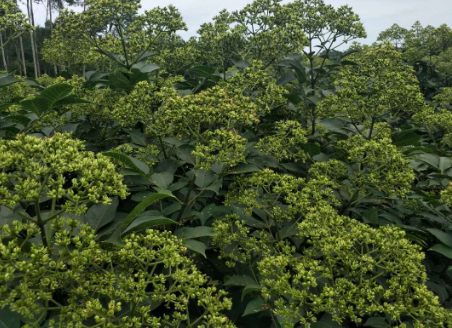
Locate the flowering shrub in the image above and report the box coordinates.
[0,220,235,328]
[0,133,127,215]
[2,0,452,327]
[259,206,452,328]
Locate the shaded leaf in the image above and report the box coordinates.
[427,228,452,247]
[0,308,20,328]
[174,226,216,239]
[224,275,256,287]
[195,170,216,188]
[364,317,389,328]
[20,98,51,114]
[430,244,452,259]
[85,197,119,231]
[102,152,150,175]
[0,74,20,88]
[122,193,175,230]
[277,71,297,86]
[183,239,207,258]
[40,84,73,106]
[242,298,267,317]
[151,172,174,189]
[122,216,177,235]
[242,284,262,301]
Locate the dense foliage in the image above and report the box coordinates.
[1,0,452,327]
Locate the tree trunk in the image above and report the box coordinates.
[0,32,7,72]
[27,0,39,78]
[29,31,38,79]
[15,42,23,76]
[30,0,41,77]
[19,36,27,76]
[47,0,58,76]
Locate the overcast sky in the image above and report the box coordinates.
[26,0,452,45]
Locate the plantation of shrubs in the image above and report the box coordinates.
[1,0,452,327]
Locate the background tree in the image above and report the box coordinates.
[0,0,31,71]
[377,23,408,49]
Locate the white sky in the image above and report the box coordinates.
[26,0,452,45]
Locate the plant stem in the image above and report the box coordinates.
[35,201,49,248]
[176,177,195,222]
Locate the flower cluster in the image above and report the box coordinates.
[413,106,452,145]
[441,183,452,207]
[259,205,452,328]
[0,133,127,214]
[224,61,288,115]
[318,45,425,124]
[212,214,273,268]
[226,168,340,222]
[433,87,452,107]
[338,135,415,197]
[192,129,247,171]
[256,120,308,161]
[151,86,260,138]
[112,80,178,127]
[0,220,235,328]
[226,169,305,220]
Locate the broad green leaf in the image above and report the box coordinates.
[392,130,421,147]
[430,243,452,259]
[340,60,358,66]
[53,96,90,107]
[131,62,160,73]
[134,51,157,63]
[277,71,297,86]
[447,266,452,279]
[102,226,125,247]
[232,58,251,69]
[25,78,43,89]
[0,74,20,88]
[86,71,109,82]
[188,65,219,81]
[85,197,118,231]
[363,208,378,224]
[194,170,216,188]
[95,49,124,65]
[242,298,267,317]
[229,163,260,175]
[242,284,262,301]
[102,152,150,175]
[183,239,207,258]
[363,317,389,328]
[109,71,131,91]
[122,193,175,230]
[418,153,440,170]
[132,191,154,202]
[40,84,73,105]
[127,130,146,146]
[8,115,32,125]
[439,157,452,174]
[151,172,174,189]
[426,281,449,302]
[122,216,177,235]
[427,228,452,247]
[163,202,182,216]
[301,142,321,157]
[20,98,51,114]
[174,226,216,239]
[224,275,256,287]
[0,308,20,328]
[198,204,217,225]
